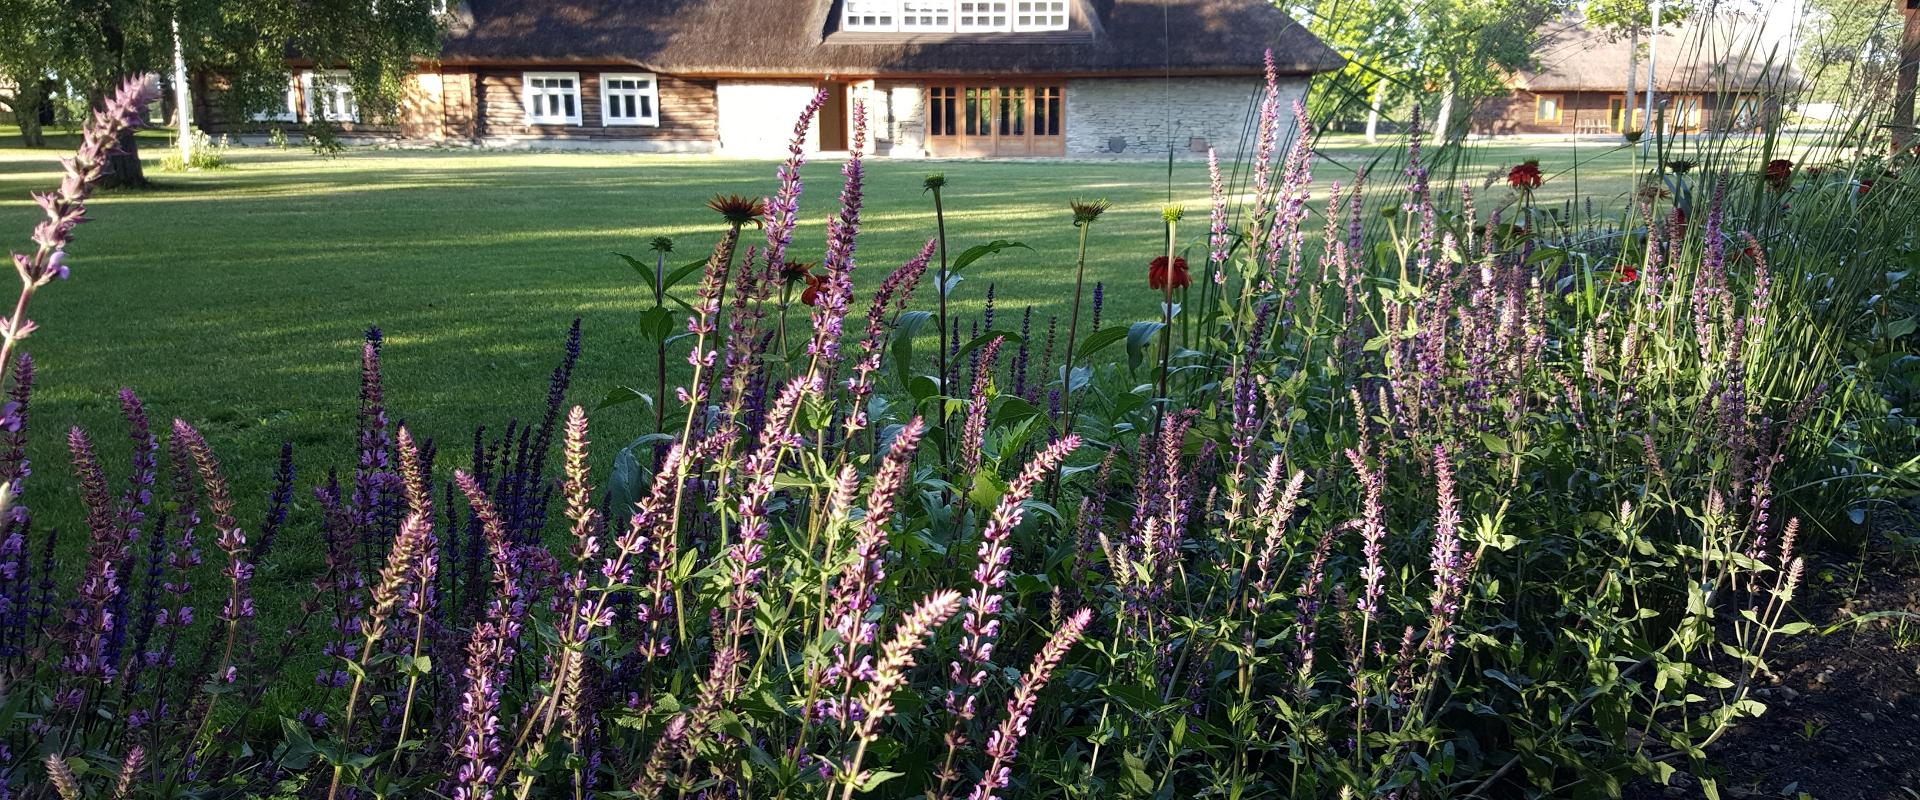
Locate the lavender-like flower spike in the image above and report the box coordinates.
[808,101,868,369]
[844,241,936,437]
[450,470,527,800]
[173,420,255,679]
[64,426,122,681]
[969,607,1094,800]
[1425,445,1472,656]
[946,435,1081,758]
[1345,448,1386,624]
[1207,148,1230,274]
[44,755,81,800]
[842,590,965,800]
[959,338,1004,476]
[763,88,830,282]
[561,406,599,566]
[825,417,927,711]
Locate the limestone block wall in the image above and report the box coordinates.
[1063,76,1307,157]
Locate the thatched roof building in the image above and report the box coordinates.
[1471,12,1796,137]
[208,0,1341,157]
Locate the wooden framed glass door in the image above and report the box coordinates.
[926,83,1064,157]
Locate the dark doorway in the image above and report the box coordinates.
[819,82,850,151]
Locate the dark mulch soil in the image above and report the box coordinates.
[1625,527,1920,800]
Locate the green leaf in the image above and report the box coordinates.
[950,239,1031,272]
[636,305,677,343]
[860,770,906,791]
[1478,432,1511,455]
[890,310,935,389]
[1077,326,1130,361]
[597,387,656,412]
[1126,321,1166,373]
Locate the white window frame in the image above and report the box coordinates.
[956,0,1012,31]
[251,76,301,122]
[302,70,359,123]
[600,72,660,127]
[523,71,583,125]
[1013,0,1067,31]
[841,0,1065,33]
[843,0,898,31]
[899,0,954,30]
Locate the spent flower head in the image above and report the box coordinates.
[1070,198,1111,226]
[707,194,768,227]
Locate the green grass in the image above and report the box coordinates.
[0,125,1666,550]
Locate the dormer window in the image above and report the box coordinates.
[842,0,1067,32]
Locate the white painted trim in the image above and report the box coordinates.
[523,71,583,125]
[599,72,660,127]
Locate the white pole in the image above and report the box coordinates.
[1641,0,1661,152]
[172,15,193,165]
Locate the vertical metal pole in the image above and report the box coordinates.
[1641,0,1661,153]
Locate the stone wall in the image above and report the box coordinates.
[1064,76,1306,157]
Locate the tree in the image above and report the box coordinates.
[40,0,442,185]
[1282,0,1410,139]
[1585,0,1698,134]
[1797,0,1901,101]
[1407,0,1567,143]
[0,0,72,147]
[1281,0,1563,142]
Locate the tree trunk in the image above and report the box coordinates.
[1893,3,1920,152]
[1365,79,1384,144]
[101,127,148,189]
[1432,71,1455,145]
[11,83,47,148]
[1624,27,1640,133]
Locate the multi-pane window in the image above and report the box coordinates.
[251,76,301,122]
[1014,1,1067,30]
[524,72,581,125]
[601,73,660,126]
[929,86,958,136]
[956,1,1011,30]
[303,71,358,123]
[843,0,897,30]
[1033,85,1061,136]
[899,0,953,30]
[842,0,1065,32]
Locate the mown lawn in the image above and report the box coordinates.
[0,125,1661,565]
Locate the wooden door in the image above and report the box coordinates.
[926,83,1064,157]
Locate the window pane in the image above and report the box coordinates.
[958,1,1010,30]
[965,88,979,135]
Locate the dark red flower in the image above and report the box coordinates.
[1507,160,1544,191]
[1762,159,1794,191]
[1618,265,1638,283]
[800,272,825,306]
[1148,256,1190,291]
[1858,179,1874,196]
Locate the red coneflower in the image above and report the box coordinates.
[1857,179,1874,196]
[1148,256,1190,291]
[1506,160,1544,191]
[1618,265,1639,283]
[800,272,826,306]
[1762,159,1794,191]
[707,193,768,227]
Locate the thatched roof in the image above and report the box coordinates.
[1514,13,1796,93]
[436,0,1343,77]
